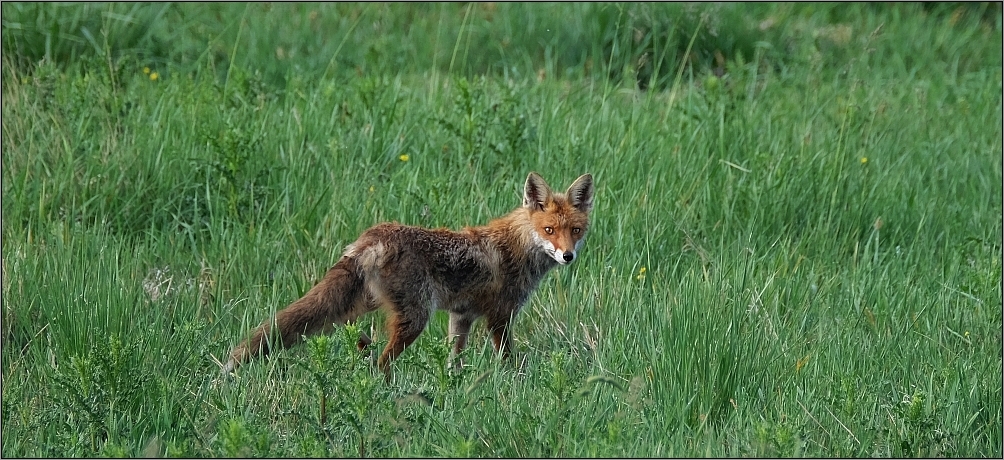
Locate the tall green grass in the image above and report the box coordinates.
[2,2,1001,457]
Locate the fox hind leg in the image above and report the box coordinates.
[448,312,475,369]
[376,305,430,380]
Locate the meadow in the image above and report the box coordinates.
[1,2,1001,457]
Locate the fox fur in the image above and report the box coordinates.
[224,172,594,377]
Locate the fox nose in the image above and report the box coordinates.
[562,252,574,262]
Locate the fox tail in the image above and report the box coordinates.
[223,256,372,374]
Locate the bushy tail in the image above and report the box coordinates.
[223,256,371,373]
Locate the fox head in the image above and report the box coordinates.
[523,172,594,265]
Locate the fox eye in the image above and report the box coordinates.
[572,228,581,234]
[544,227,554,235]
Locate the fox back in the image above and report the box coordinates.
[224,172,594,378]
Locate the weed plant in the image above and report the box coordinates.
[2,2,1001,457]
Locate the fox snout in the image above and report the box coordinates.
[549,244,579,265]
[532,234,581,265]
[559,250,575,264]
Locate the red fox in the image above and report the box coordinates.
[223,172,594,377]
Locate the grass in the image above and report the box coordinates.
[2,2,1001,457]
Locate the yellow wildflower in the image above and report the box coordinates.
[143,67,150,74]
[150,72,159,81]
[399,154,409,162]
[860,157,868,164]
[796,354,810,372]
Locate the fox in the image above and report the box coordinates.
[223,172,594,378]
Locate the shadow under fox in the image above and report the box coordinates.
[225,172,594,377]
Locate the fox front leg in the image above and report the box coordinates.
[486,314,515,359]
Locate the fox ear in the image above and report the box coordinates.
[523,172,552,212]
[566,173,594,213]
